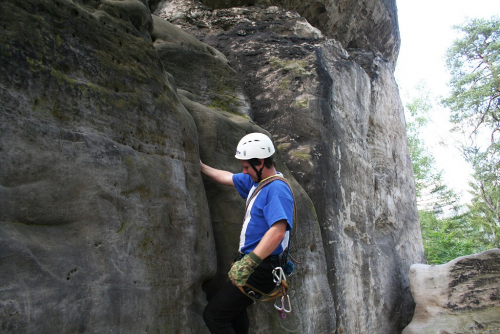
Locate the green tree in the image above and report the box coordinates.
[419,210,486,264]
[405,84,459,212]
[443,16,500,249]
[463,145,500,247]
[404,84,488,264]
[405,85,433,200]
[443,16,500,138]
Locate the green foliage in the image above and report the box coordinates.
[404,16,500,265]
[408,136,434,199]
[443,15,500,251]
[419,209,490,264]
[405,84,434,199]
[463,144,500,247]
[405,84,459,210]
[443,16,500,137]
[404,83,488,264]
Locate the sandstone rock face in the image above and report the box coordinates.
[1,0,423,333]
[1,0,332,332]
[179,91,335,333]
[155,1,424,333]
[403,249,500,334]
[0,1,215,332]
[152,17,335,332]
[154,0,400,64]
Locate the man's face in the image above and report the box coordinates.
[240,160,262,182]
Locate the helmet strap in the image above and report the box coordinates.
[248,159,265,182]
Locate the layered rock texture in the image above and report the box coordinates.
[403,249,500,334]
[1,0,424,333]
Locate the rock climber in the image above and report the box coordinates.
[200,132,294,334]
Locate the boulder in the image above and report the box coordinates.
[403,249,500,334]
[151,15,251,116]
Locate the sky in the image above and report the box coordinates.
[395,0,500,204]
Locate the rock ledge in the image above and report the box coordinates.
[403,249,500,334]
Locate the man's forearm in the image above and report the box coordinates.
[252,220,287,259]
[200,161,234,186]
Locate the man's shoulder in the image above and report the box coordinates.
[233,173,256,196]
[263,177,293,197]
[233,173,253,185]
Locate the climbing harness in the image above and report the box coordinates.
[236,174,298,319]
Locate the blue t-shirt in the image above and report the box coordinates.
[232,173,294,255]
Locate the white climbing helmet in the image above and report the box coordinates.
[235,133,275,160]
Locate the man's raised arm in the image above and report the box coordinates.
[200,161,234,186]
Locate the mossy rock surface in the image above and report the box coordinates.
[1,1,213,333]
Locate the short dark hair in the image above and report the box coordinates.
[249,156,275,169]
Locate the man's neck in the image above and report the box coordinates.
[260,166,278,181]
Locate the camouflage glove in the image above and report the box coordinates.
[228,252,262,286]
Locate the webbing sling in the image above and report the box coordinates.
[237,175,297,302]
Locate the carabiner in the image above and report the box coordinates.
[282,294,292,313]
[274,294,292,313]
[247,289,257,304]
[272,267,281,284]
[274,295,284,311]
[272,267,286,285]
